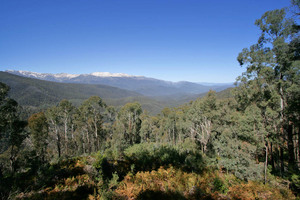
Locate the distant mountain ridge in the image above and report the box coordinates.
[6,70,143,79]
[0,71,234,115]
[0,72,140,106]
[6,70,234,97]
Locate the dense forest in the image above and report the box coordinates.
[1,1,300,200]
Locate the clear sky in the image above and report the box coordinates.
[0,0,291,83]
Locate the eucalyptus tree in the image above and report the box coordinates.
[28,112,49,163]
[236,6,300,172]
[0,82,27,173]
[114,102,142,147]
[104,106,117,135]
[46,106,62,158]
[174,105,190,144]
[73,107,89,154]
[0,82,10,141]
[58,99,76,155]
[140,111,152,143]
[187,91,218,153]
[79,96,106,152]
[160,107,177,144]
[140,111,161,143]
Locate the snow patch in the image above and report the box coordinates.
[90,72,138,77]
[53,73,80,79]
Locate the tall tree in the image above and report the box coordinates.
[0,82,11,140]
[115,102,142,146]
[28,112,49,163]
[188,91,218,153]
[58,100,76,155]
[0,82,27,173]
[79,96,106,152]
[46,106,62,158]
[236,7,300,172]
[160,107,178,144]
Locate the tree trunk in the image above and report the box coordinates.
[41,147,45,163]
[287,123,295,169]
[168,129,171,144]
[10,145,16,173]
[82,131,86,154]
[172,122,176,145]
[264,143,268,184]
[56,128,61,158]
[64,118,68,155]
[280,146,284,176]
[50,118,61,158]
[270,142,275,172]
[298,124,300,169]
[86,129,90,153]
[94,119,98,151]
[276,147,280,172]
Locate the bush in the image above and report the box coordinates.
[93,152,112,181]
[123,143,205,173]
[93,152,106,171]
[212,177,228,193]
[291,173,300,195]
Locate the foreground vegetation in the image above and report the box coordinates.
[1,1,300,199]
[0,143,294,199]
[4,145,294,200]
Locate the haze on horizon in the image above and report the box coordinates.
[0,0,290,82]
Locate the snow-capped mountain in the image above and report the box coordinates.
[5,70,141,80]
[5,70,234,97]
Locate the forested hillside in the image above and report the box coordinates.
[0,1,300,200]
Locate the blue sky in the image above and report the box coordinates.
[0,0,291,82]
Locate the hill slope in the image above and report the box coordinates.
[0,72,141,107]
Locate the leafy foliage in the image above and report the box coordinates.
[123,143,205,173]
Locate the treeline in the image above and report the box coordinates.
[1,85,299,182]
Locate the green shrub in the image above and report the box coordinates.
[213,177,228,193]
[93,152,112,181]
[123,143,205,173]
[93,152,106,171]
[291,173,300,195]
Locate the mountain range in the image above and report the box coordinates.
[6,70,234,97]
[0,70,234,115]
